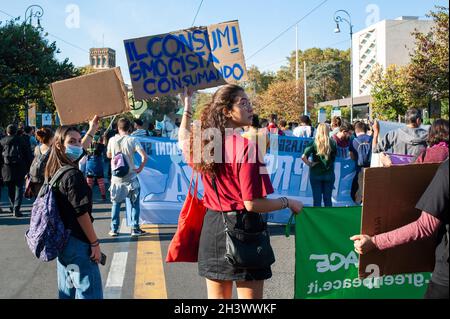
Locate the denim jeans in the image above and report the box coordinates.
[310,172,335,207]
[111,188,140,231]
[57,236,103,299]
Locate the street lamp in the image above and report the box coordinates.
[333,10,354,122]
[23,5,44,126]
[24,5,44,28]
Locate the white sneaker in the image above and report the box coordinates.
[109,230,119,237]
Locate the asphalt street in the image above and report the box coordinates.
[0,186,295,299]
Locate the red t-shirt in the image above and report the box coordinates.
[415,142,449,164]
[267,123,284,136]
[184,133,274,212]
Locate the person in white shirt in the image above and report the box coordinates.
[107,118,148,237]
[293,115,314,138]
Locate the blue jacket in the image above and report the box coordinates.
[86,155,104,177]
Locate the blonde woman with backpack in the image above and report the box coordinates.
[302,123,337,207]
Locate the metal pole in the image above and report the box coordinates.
[333,10,353,122]
[350,27,354,123]
[296,24,301,116]
[304,61,307,116]
[295,24,299,83]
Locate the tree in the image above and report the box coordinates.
[193,92,212,120]
[409,6,449,103]
[77,65,98,76]
[367,6,449,121]
[0,20,80,126]
[254,79,311,123]
[277,48,351,102]
[367,64,421,121]
[308,61,343,103]
[146,96,180,122]
[241,66,276,99]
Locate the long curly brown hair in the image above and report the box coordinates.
[189,84,245,176]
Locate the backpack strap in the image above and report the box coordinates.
[48,165,76,187]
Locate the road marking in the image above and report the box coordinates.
[105,252,128,287]
[119,217,132,235]
[134,225,167,299]
[104,252,128,299]
[104,219,130,299]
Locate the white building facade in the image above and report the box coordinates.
[353,16,433,97]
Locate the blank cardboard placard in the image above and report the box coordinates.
[50,67,129,125]
[359,164,440,278]
[123,20,247,99]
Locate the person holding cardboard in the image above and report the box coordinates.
[107,118,148,238]
[179,85,303,299]
[351,159,449,299]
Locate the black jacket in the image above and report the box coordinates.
[0,135,33,183]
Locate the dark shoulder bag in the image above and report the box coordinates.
[212,177,275,269]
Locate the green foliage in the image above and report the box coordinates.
[255,79,309,123]
[193,92,213,120]
[409,6,449,102]
[0,20,80,127]
[279,47,351,102]
[241,66,276,99]
[368,6,449,121]
[367,64,417,121]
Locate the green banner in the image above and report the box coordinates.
[293,207,431,299]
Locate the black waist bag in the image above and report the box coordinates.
[224,225,275,269]
[212,177,275,269]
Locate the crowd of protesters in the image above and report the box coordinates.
[0,100,448,300]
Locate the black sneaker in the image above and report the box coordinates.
[13,211,23,218]
[131,227,146,237]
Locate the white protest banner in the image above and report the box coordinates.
[124,20,247,99]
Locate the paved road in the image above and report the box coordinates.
[0,187,295,299]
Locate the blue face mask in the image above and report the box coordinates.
[65,145,84,162]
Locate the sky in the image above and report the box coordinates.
[1,0,448,85]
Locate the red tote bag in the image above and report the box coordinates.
[166,173,207,263]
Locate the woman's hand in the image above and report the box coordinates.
[180,87,195,111]
[89,115,100,134]
[350,234,377,255]
[288,199,304,215]
[90,245,101,264]
[380,152,392,167]
[372,120,379,133]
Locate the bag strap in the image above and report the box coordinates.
[285,213,296,238]
[188,172,200,196]
[211,176,230,232]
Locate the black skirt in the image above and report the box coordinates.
[198,209,273,281]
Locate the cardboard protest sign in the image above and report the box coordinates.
[124,20,247,99]
[50,67,129,125]
[359,163,440,278]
